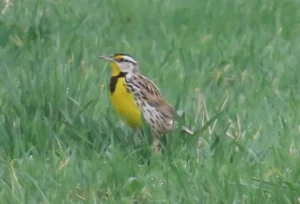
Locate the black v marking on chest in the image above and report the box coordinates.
[109,72,127,93]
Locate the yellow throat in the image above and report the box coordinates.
[109,62,142,128]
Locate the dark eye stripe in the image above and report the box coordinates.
[118,58,136,64]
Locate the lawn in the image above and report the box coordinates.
[0,0,300,203]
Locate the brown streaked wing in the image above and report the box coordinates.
[132,74,178,120]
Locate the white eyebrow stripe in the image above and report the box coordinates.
[123,55,137,64]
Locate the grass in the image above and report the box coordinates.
[1,0,300,203]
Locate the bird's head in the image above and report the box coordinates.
[99,53,139,76]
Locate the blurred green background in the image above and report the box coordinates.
[0,0,300,203]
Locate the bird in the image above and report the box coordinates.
[99,53,193,152]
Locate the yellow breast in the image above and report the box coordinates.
[110,77,142,128]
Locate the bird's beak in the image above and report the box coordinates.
[99,55,115,62]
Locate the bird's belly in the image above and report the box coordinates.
[110,79,142,128]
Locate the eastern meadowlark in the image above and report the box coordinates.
[100,53,193,152]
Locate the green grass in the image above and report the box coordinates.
[1,0,300,203]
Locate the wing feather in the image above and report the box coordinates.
[130,74,178,120]
[127,73,194,136]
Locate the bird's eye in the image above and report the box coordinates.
[119,58,124,62]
